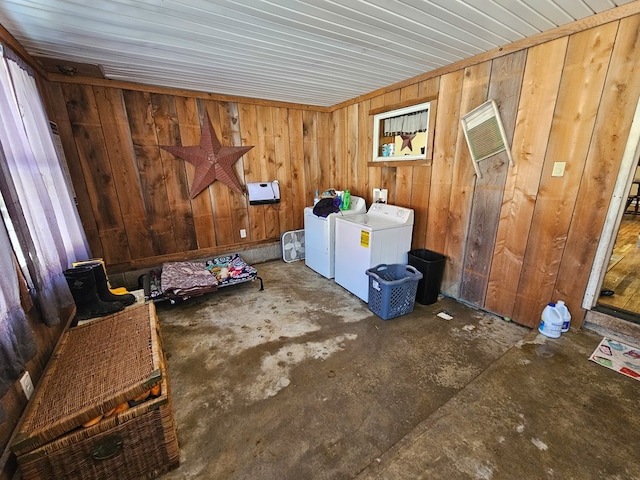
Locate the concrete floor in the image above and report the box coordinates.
[155,260,640,480]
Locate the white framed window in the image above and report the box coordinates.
[371,100,434,163]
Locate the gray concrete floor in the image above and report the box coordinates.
[155,260,640,480]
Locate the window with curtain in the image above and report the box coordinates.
[372,100,432,162]
[0,44,90,395]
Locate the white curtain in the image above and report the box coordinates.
[0,221,35,396]
[0,43,89,334]
[384,110,428,137]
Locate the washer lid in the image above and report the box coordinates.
[336,213,410,230]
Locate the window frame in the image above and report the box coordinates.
[369,97,437,166]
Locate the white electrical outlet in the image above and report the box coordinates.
[19,371,34,400]
[373,188,388,204]
[240,229,247,238]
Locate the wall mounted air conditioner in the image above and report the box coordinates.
[247,180,280,205]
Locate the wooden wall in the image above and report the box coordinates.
[330,14,640,328]
[42,83,327,273]
[39,10,640,330]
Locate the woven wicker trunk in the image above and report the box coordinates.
[10,303,179,480]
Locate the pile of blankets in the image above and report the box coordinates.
[145,253,258,301]
[160,261,219,299]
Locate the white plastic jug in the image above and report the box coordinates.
[555,300,571,333]
[538,303,562,339]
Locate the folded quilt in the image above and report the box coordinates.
[160,261,218,299]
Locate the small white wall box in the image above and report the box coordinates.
[247,181,280,205]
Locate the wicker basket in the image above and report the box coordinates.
[11,303,179,480]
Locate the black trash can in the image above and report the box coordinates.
[408,249,446,305]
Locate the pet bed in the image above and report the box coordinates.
[143,253,263,304]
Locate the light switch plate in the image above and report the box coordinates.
[552,161,566,177]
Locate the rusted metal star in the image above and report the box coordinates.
[161,113,253,198]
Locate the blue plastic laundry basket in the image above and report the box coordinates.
[366,264,423,320]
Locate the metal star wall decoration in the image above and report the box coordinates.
[400,133,416,152]
[161,113,253,199]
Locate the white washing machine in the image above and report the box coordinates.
[334,203,414,302]
[304,196,366,278]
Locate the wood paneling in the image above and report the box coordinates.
[485,38,568,318]
[512,23,618,325]
[45,83,328,271]
[461,51,527,305]
[317,112,332,195]
[303,110,321,201]
[93,87,154,260]
[409,78,440,249]
[64,83,130,264]
[42,12,640,330]
[123,90,178,257]
[356,100,372,201]
[442,62,492,297]
[287,109,306,228]
[426,71,464,255]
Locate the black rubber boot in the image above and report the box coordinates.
[64,266,124,320]
[85,262,137,306]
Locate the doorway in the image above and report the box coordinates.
[596,201,640,322]
[584,98,640,324]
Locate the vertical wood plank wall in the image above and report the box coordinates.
[42,82,329,271]
[330,15,640,328]
[42,15,640,329]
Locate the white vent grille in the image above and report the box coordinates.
[461,100,514,178]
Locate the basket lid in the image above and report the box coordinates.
[11,303,163,455]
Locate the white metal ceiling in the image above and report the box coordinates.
[0,0,635,107]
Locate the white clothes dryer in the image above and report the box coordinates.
[334,203,414,302]
[304,196,366,278]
